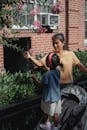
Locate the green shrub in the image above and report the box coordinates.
[73,50,87,82]
[0,71,42,106]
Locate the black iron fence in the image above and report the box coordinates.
[77,80,87,92]
[0,95,42,130]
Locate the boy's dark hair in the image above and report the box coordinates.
[46,52,63,69]
[52,33,65,43]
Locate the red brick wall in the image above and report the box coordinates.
[0,45,4,73]
[58,0,66,34]
[68,0,87,51]
[6,31,54,56]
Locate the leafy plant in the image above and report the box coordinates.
[73,50,87,82]
[0,71,42,106]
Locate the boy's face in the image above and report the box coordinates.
[53,39,64,52]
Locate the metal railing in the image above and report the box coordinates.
[0,95,42,130]
[77,80,87,92]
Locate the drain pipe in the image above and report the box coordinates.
[65,0,69,50]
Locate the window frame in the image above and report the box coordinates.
[12,0,59,30]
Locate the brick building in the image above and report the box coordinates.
[0,0,87,73]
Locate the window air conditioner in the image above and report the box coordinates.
[48,13,59,29]
[29,0,34,3]
[37,13,59,29]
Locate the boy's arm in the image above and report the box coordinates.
[30,75,43,88]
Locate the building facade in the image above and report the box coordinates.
[0,0,87,73]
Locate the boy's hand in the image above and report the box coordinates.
[23,51,31,59]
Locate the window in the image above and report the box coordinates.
[12,0,59,30]
[37,13,59,29]
[4,37,32,73]
[12,2,34,29]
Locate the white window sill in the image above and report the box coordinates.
[11,25,36,30]
[84,39,87,46]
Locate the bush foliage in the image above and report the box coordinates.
[73,51,87,82]
[0,71,41,106]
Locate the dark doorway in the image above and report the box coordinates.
[4,37,34,73]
